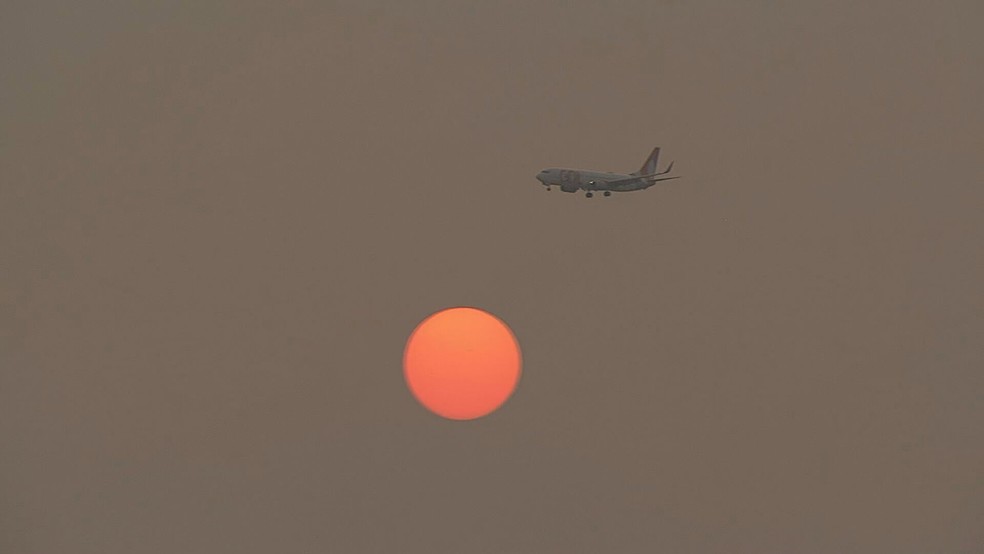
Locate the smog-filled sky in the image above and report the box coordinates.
[2,2,982,552]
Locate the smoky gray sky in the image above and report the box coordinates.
[2,1,982,552]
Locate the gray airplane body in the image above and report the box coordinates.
[535,147,679,197]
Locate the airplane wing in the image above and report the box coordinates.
[642,176,681,184]
[605,161,676,185]
[604,174,681,186]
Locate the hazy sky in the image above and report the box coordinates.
[2,1,982,552]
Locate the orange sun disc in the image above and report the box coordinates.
[403,307,522,420]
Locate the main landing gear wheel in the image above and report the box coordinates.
[585,192,593,198]
[604,191,611,197]
[546,187,551,191]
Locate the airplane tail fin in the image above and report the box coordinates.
[633,147,661,176]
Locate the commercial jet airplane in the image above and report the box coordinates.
[535,147,679,197]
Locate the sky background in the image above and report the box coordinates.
[2,1,982,552]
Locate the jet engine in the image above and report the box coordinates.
[560,183,579,193]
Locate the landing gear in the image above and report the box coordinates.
[603,191,611,197]
[585,192,593,198]
[546,187,551,191]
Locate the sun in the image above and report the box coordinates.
[403,307,522,420]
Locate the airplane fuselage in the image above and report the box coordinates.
[535,168,649,193]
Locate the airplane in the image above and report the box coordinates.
[535,147,680,197]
